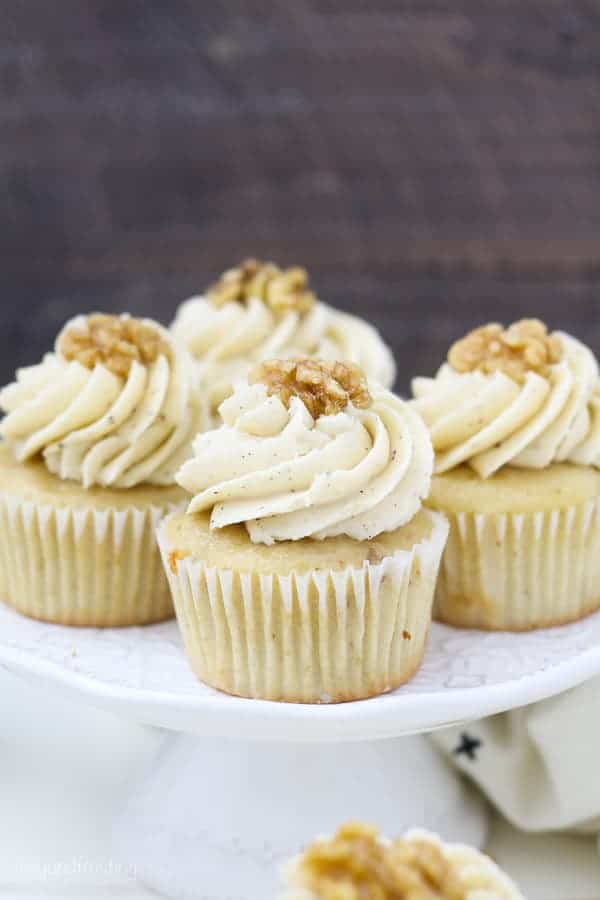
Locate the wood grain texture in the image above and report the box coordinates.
[1,0,599,389]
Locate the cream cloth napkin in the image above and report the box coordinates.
[432,676,600,898]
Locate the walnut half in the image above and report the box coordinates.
[205,258,315,315]
[448,318,563,384]
[296,821,465,899]
[57,313,169,379]
[250,358,372,418]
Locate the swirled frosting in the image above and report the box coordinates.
[176,359,432,544]
[0,313,206,488]
[412,321,600,478]
[170,260,396,412]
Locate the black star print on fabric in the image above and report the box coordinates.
[453,732,482,761]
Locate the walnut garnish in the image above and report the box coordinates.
[297,822,466,899]
[250,358,372,418]
[448,319,563,384]
[205,258,315,315]
[58,314,169,379]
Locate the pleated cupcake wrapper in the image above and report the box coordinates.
[434,498,600,631]
[0,493,180,626]
[157,512,448,703]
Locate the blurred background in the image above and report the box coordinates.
[2,1,599,391]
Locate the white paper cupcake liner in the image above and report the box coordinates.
[0,493,180,626]
[434,498,600,630]
[157,512,448,703]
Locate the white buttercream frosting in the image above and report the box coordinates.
[171,295,396,410]
[176,376,433,544]
[412,331,600,477]
[0,314,206,488]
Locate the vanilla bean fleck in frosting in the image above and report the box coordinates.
[281,822,523,899]
[412,319,600,477]
[170,259,396,412]
[176,359,432,544]
[0,313,206,488]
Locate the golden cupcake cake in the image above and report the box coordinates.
[158,358,448,703]
[0,313,206,626]
[280,821,524,899]
[170,258,396,416]
[412,318,600,630]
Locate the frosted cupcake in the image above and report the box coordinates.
[412,319,600,630]
[171,258,396,416]
[280,821,523,899]
[0,313,206,626]
[158,358,448,703]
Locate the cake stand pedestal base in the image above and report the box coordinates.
[113,730,488,900]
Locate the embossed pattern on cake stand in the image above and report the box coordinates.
[1,604,600,740]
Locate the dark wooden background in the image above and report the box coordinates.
[2,1,599,392]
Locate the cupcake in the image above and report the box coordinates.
[170,258,396,417]
[158,358,448,703]
[0,313,206,626]
[280,821,523,899]
[412,318,600,630]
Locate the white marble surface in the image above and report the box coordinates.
[1,666,599,899]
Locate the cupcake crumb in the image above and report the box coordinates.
[366,547,382,564]
[167,549,188,573]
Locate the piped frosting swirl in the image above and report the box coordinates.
[412,319,600,477]
[0,313,206,488]
[176,359,432,544]
[170,259,396,411]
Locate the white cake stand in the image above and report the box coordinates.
[2,603,600,899]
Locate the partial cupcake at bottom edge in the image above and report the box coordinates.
[158,357,448,703]
[0,312,207,626]
[280,821,524,899]
[412,318,600,631]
